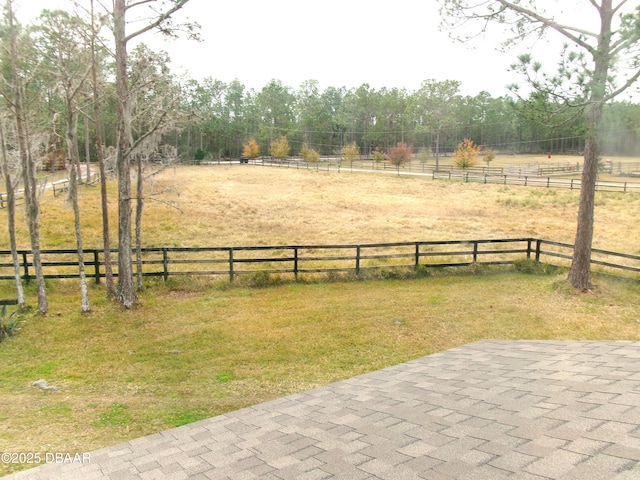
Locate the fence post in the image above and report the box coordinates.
[535,239,542,262]
[294,247,299,281]
[229,248,234,282]
[473,241,478,263]
[93,250,101,284]
[526,239,532,259]
[355,246,361,275]
[22,252,30,282]
[414,243,420,269]
[162,248,169,281]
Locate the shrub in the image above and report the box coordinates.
[300,143,320,163]
[388,142,413,175]
[194,149,206,162]
[513,257,562,275]
[0,305,22,343]
[341,142,359,165]
[270,136,290,160]
[242,138,260,159]
[417,147,432,164]
[453,138,481,170]
[247,270,282,288]
[372,147,385,163]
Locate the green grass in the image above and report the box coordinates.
[1,269,640,475]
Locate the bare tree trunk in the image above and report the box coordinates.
[69,165,90,312]
[434,128,441,171]
[135,156,144,290]
[112,0,193,307]
[67,108,90,312]
[7,0,46,313]
[0,121,25,306]
[568,1,612,291]
[84,110,91,182]
[90,0,115,297]
[114,0,136,308]
[568,100,603,290]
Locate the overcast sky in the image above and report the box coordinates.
[17,0,636,99]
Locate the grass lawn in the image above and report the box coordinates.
[1,162,640,475]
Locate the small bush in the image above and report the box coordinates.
[194,149,206,162]
[415,265,431,278]
[453,138,481,169]
[0,305,23,343]
[468,262,487,275]
[380,267,414,280]
[247,270,281,288]
[324,271,356,283]
[513,257,562,275]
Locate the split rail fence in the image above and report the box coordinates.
[0,173,100,209]
[1,238,639,284]
[243,158,640,193]
[431,171,640,193]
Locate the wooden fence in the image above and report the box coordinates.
[0,173,100,209]
[1,238,639,284]
[242,158,640,193]
[431,171,640,193]
[0,191,21,209]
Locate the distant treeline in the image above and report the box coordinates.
[172,78,640,161]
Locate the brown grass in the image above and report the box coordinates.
[4,162,638,251]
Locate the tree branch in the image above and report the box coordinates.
[496,0,598,52]
[612,0,630,15]
[604,67,640,101]
[127,108,170,156]
[125,0,157,10]
[125,0,190,43]
[587,0,600,10]
[610,33,640,56]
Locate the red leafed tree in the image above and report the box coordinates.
[388,143,413,176]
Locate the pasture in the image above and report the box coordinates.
[1,159,640,475]
[3,156,640,252]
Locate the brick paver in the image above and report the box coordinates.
[3,340,640,479]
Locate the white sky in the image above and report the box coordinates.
[16,0,638,99]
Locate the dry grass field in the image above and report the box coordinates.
[1,158,640,475]
[4,156,640,253]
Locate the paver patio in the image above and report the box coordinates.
[3,340,640,479]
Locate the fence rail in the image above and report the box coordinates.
[431,171,640,193]
[1,238,639,284]
[0,172,100,209]
[243,158,640,193]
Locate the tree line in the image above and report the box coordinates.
[179,78,640,162]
